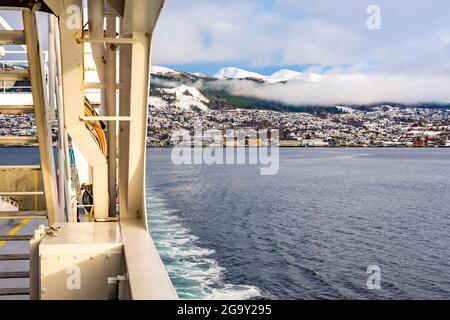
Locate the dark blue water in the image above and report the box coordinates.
[2,148,449,299]
[146,148,450,299]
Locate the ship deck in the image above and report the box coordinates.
[0,215,44,300]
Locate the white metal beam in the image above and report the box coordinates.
[23,10,61,225]
[56,0,109,220]
[118,0,164,229]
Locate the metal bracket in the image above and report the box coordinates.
[78,37,138,45]
[80,115,133,121]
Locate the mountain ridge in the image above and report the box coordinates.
[149,65,450,112]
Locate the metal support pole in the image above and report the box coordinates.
[106,14,117,217]
[87,0,106,116]
[49,15,66,221]
[47,17,56,121]
[52,14,72,222]
[23,10,60,225]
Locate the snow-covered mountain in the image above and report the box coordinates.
[192,72,208,78]
[212,67,322,83]
[268,69,322,83]
[213,67,266,80]
[152,65,324,84]
[150,66,181,76]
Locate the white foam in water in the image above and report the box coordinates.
[147,188,262,300]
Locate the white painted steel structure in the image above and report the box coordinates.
[0,0,177,300]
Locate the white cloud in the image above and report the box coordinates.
[152,0,450,75]
[152,0,367,67]
[152,1,450,105]
[202,75,450,105]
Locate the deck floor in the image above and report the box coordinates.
[0,218,45,300]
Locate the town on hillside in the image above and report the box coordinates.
[148,103,450,148]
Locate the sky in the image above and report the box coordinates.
[2,1,450,104]
[152,0,450,77]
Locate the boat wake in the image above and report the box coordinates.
[146,188,261,300]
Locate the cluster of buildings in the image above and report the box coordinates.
[0,112,59,142]
[148,104,450,147]
[2,103,450,148]
[0,113,37,137]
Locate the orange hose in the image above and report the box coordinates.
[84,100,107,156]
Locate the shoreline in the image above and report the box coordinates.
[146,145,450,148]
[0,145,449,149]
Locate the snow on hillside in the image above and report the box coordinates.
[166,85,209,111]
[214,67,265,80]
[192,72,208,78]
[268,69,322,83]
[151,65,180,76]
[148,96,169,110]
[335,106,357,113]
[149,85,209,111]
[152,65,326,85]
[213,67,323,83]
